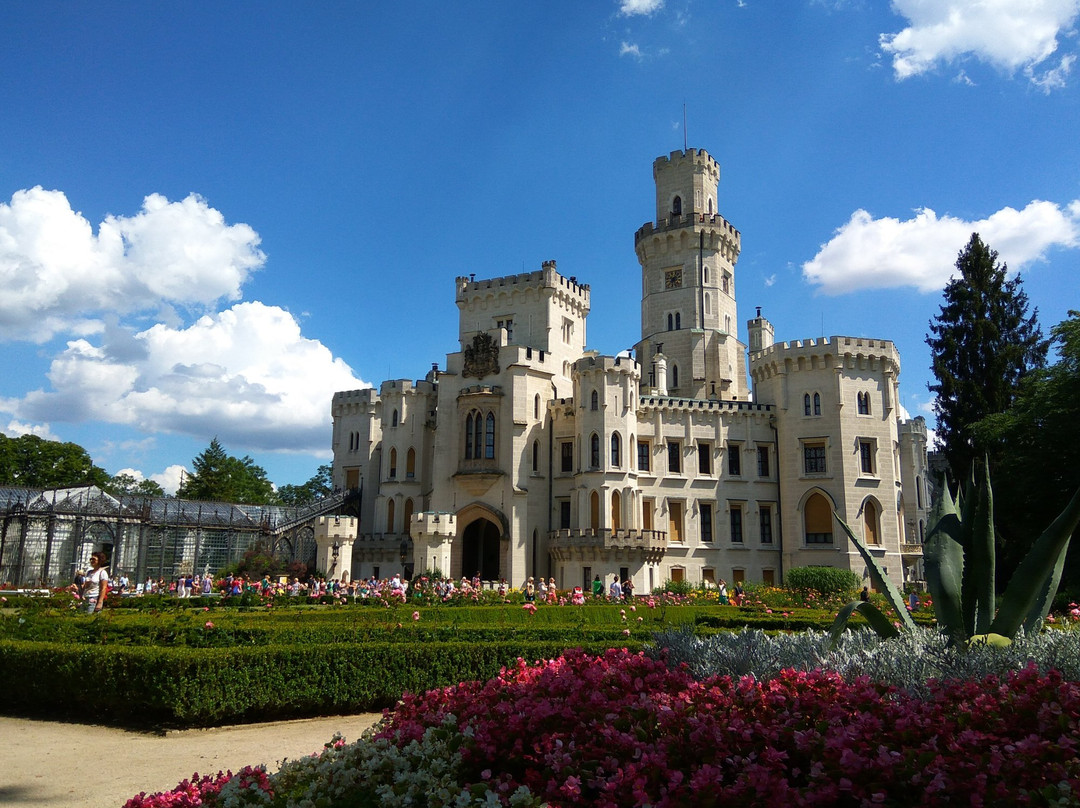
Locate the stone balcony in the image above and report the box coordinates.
[548,528,668,562]
[899,543,923,557]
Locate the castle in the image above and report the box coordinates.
[328,148,931,593]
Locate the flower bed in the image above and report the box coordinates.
[126,647,1080,807]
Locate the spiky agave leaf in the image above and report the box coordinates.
[989,484,1080,639]
[828,600,901,649]
[833,512,917,633]
[924,476,966,644]
[966,460,996,636]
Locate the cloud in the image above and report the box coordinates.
[620,41,643,59]
[0,187,265,342]
[2,419,58,440]
[880,0,1080,86]
[802,200,1080,294]
[619,0,663,16]
[151,465,188,496]
[6,301,369,453]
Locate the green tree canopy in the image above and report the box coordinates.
[927,233,1048,484]
[104,472,166,498]
[0,434,111,488]
[178,438,277,504]
[973,311,1080,588]
[276,464,333,506]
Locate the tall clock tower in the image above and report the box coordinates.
[633,148,746,400]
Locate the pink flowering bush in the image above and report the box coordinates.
[380,648,1080,807]
[123,766,270,807]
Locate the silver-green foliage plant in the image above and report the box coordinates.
[652,625,1080,697]
[830,459,1080,647]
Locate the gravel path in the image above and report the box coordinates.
[0,713,384,808]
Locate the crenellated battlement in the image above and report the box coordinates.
[634,213,741,246]
[639,395,772,415]
[455,260,590,305]
[572,354,640,377]
[749,335,900,380]
[653,148,720,176]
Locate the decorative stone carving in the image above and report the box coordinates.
[462,332,500,379]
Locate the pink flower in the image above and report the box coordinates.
[412,611,421,621]
[622,628,631,636]
[630,605,636,612]
[204,621,214,629]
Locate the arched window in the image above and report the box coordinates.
[671,363,679,389]
[534,394,541,420]
[386,499,396,534]
[388,448,397,479]
[672,195,682,216]
[804,493,833,544]
[675,312,681,330]
[590,491,600,530]
[804,393,812,416]
[708,197,714,214]
[864,500,881,545]
[406,447,416,479]
[532,440,539,473]
[857,392,871,415]
[704,293,711,314]
[484,412,495,459]
[916,476,923,509]
[391,409,399,427]
[590,433,601,468]
[813,392,821,416]
[667,313,674,331]
[590,390,599,411]
[611,490,622,531]
[465,414,474,459]
[611,432,621,468]
[403,498,414,536]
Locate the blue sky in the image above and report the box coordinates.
[2,1,1078,493]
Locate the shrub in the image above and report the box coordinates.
[785,565,860,595]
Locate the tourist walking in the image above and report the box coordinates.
[82,551,109,614]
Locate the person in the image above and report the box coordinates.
[718,579,728,605]
[524,577,536,602]
[609,574,622,600]
[908,590,919,611]
[733,582,745,607]
[547,577,558,603]
[571,585,585,605]
[860,586,870,602]
[592,574,604,599]
[623,577,634,600]
[497,578,508,597]
[81,551,109,614]
[537,578,547,599]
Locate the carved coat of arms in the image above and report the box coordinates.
[462,332,500,379]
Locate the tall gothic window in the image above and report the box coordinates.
[484,412,495,459]
[611,432,621,468]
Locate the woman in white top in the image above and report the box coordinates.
[82,551,109,614]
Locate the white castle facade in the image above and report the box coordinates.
[329,148,931,593]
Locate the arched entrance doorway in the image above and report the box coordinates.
[461,518,501,581]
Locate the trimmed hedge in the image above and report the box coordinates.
[0,639,642,727]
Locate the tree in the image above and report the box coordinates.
[0,434,110,488]
[973,311,1080,588]
[178,438,276,504]
[927,233,1048,484]
[276,464,333,506]
[104,472,166,498]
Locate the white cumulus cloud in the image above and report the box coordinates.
[0,187,265,342]
[619,0,663,16]
[7,301,369,453]
[880,0,1080,87]
[802,200,1080,294]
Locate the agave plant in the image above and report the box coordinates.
[829,459,1080,648]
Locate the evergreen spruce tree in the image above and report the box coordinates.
[927,233,1048,484]
[179,437,276,504]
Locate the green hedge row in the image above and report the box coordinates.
[0,638,643,728]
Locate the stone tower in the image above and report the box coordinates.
[633,149,746,401]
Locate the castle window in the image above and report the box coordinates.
[722,275,729,294]
[804,443,827,475]
[698,442,712,475]
[561,441,573,473]
[760,506,773,544]
[534,394,541,420]
[406,448,415,479]
[864,499,881,544]
[672,195,682,216]
[465,414,475,459]
[388,448,397,479]
[638,441,650,471]
[916,476,923,509]
[403,498,414,536]
[804,493,833,544]
[704,293,711,314]
[700,502,713,543]
[857,391,871,415]
[484,412,495,460]
[667,313,674,331]
[590,390,599,411]
[727,443,741,476]
[804,394,812,416]
[611,432,621,468]
[730,506,744,543]
[532,440,540,473]
[675,312,681,330]
[667,441,681,473]
[590,433,601,469]
[391,409,399,427]
[813,392,821,415]
[671,363,679,388]
[859,439,876,475]
[386,499,396,534]
[757,445,770,477]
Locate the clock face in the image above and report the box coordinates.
[665,269,683,289]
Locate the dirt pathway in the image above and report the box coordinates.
[0,713,384,808]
